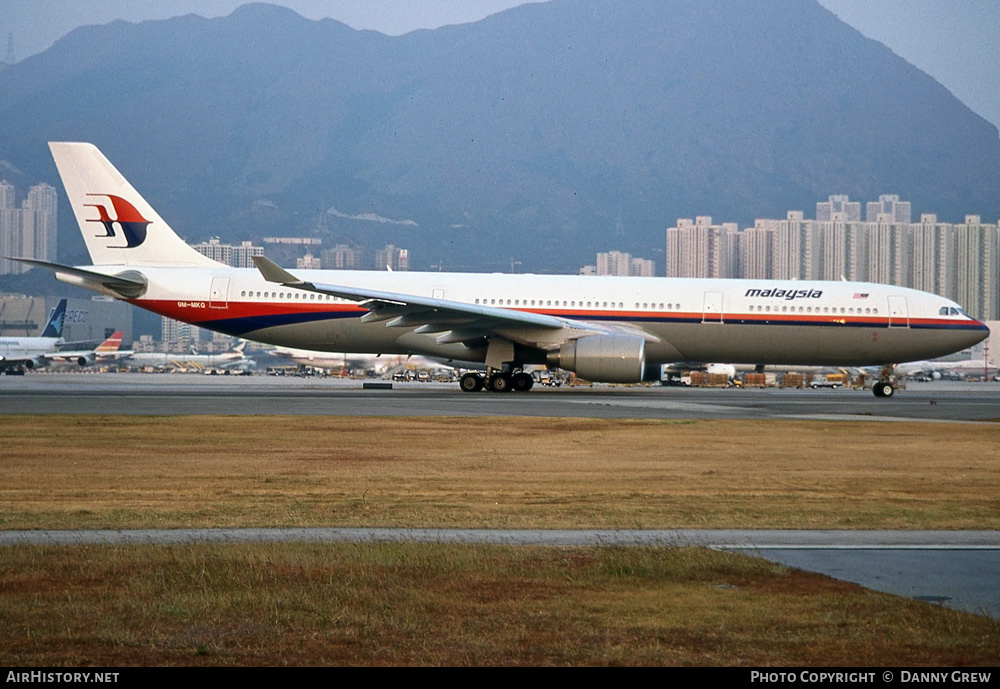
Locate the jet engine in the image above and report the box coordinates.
[77,354,96,367]
[547,334,646,383]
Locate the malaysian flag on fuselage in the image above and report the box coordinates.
[853,293,869,299]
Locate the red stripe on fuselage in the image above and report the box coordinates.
[129,299,367,325]
[126,299,979,332]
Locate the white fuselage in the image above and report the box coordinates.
[91,264,988,370]
[0,337,62,367]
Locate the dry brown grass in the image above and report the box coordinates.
[1,416,998,530]
[1,543,997,666]
[2,415,999,666]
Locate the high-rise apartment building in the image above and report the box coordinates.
[630,256,655,277]
[666,196,999,320]
[297,252,321,269]
[587,250,654,276]
[908,214,953,297]
[192,238,264,267]
[816,195,861,222]
[376,244,409,272]
[0,181,17,274]
[161,317,202,350]
[666,217,738,278]
[596,251,631,276]
[321,244,365,270]
[866,194,911,223]
[953,215,1000,322]
[0,182,57,274]
[739,222,773,279]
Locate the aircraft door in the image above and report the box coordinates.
[209,277,230,309]
[887,295,908,328]
[702,291,723,323]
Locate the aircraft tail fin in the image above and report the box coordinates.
[48,142,218,268]
[40,299,67,338]
[95,331,124,354]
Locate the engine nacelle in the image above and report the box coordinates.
[23,358,39,370]
[77,354,95,367]
[547,335,646,383]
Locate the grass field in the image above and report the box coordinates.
[2,416,999,530]
[1,415,998,665]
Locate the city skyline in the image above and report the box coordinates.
[3,168,996,323]
[666,195,998,321]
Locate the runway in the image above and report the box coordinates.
[3,372,1000,421]
[3,373,999,620]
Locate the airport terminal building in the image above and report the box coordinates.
[0,295,133,344]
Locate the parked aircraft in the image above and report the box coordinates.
[124,340,248,371]
[894,358,998,381]
[0,299,67,372]
[268,347,468,376]
[47,330,132,368]
[269,347,394,373]
[14,143,990,397]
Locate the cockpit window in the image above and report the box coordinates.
[941,306,971,317]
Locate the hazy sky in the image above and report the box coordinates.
[2,1,998,127]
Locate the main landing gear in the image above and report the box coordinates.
[871,364,897,398]
[462,339,536,393]
[460,368,534,393]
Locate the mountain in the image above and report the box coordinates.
[2,0,998,273]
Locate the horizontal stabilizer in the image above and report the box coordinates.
[11,258,147,299]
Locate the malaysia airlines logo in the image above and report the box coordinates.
[744,287,823,300]
[84,194,150,248]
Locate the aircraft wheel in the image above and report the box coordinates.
[872,382,894,398]
[488,372,513,393]
[460,372,484,393]
[511,371,534,392]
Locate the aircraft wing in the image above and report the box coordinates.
[38,348,100,366]
[252,257,655,349]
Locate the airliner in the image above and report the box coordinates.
[269,347,465,375]
[0,299,67,372]
[46,330,131,368]
[124,340,247,371]
[13,143,990,397]
[894,358,998,381]
[269,347,392,372]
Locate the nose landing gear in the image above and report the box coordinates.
[872,364,898,398]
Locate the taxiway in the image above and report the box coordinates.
[2,373,999,421]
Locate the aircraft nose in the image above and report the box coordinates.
[962,318,990,348]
